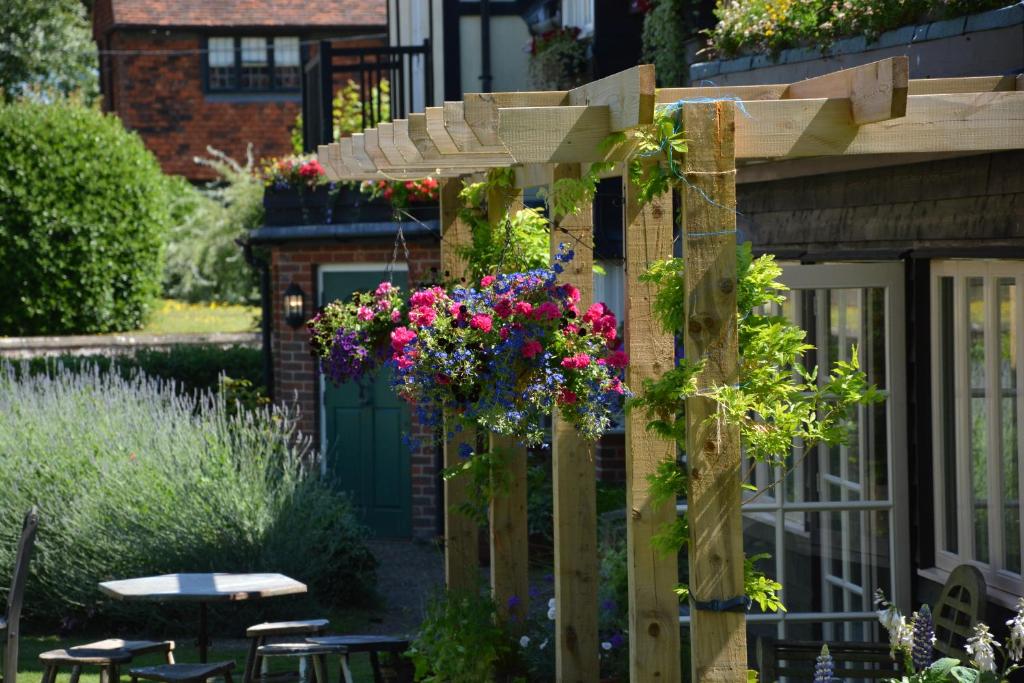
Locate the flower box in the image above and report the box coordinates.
[263,186,439,227]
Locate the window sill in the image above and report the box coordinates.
[204,92,301,104]
[917,565,1023,610]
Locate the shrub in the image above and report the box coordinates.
[0,366,376,632]
[163,147,263,305]
[0,101,169,335]
[21,344,263,397]
[641,0,693,87]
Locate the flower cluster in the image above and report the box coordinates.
[389,247,628,444]
[261,155,326,190]
[814,644,835,683]
[360,177,439,208]
[307,281,405,385]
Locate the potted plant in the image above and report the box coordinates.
[261,155,392,225]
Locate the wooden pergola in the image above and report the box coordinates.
[315,59,1024,682]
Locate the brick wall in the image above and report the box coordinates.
[96,28,384,180]
[270,237,441,539]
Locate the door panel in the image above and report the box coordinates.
[321,268,411,538]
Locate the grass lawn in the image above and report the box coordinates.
[133,300,260,336]
[18,636,377,683]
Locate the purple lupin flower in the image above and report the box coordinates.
[912,605,936,671]
[814,644,835,683]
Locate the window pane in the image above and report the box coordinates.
[241,37,268,64]
[239,37,269,90]
[274,37,300,66]
[967,277,989,563]
[939,276,958,553]
[999,277,1020,574]
[207,37,236,90]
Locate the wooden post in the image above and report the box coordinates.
[550,163,599,683]
[623,162,682,682]
[489,433,529,623]
[440,178,478,593]
[681,102,746,682]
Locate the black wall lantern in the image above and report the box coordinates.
[283,282,306,328]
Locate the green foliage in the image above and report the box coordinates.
[528,27,590,91]
[641,0,692,87]
[19,344,264,398]
[674,553,785,613]
[0,0,98,102]
[0,100,169,335]
[456,169,550,282]
[0,365,376,632]
[163,147,264,304]
[710,0,1010,58]
[407,591,519,683]
[442,446,510,525]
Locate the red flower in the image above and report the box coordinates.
[604,350,629,368]
[299,160,325,178]
[514,301,533,317]
[470,314,493,333]
[493,298,515,319]
[558,388,578,404]
[561,354,592,369]
[521,340,543,359]
[481,275,496,287]
[409,305,437,327]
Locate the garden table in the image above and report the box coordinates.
[98,573,307,663]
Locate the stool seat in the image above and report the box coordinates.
[256,643,345,657]
[306,636,408,653]
[40,648,133,666]
[72,640,175,659]
[130,661,234,683]
[245,620,329,639]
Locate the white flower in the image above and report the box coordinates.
[548,598,556,609]
[1005,598,1024,662]
[539,639,549,650]
[601,641,612,651]
[547,607,557,621]
[519,636,530,648]
[966,623,1000,673]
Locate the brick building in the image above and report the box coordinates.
[91,0,386,180]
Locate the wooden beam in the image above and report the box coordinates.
[784,56,908,124]
[489,434,529,625]
[444,101,488,152]
[498,105,616,164]
[426,107,463,155]
[464,91,568,146]
[346,135,379,174]
[391,120,425,164]
[737,91,1024,158]
[623,162,682,683]
[408,113,443,159]
[375,123,411,167]
[549,163,600,683]
[568,63,656,130]
[681,101,746,683]
[440,177,471,285]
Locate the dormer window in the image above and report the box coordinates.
[204,36,301,94]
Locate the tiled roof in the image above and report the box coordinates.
[107,0,386,28]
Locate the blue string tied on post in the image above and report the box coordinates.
[693,595,752,613]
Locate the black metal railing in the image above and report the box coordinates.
[301,40,433,152]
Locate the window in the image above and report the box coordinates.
[561,0,594,35]
[204,36,301,93]
[932,260,1024,601]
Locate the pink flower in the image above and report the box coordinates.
[409,305,437,327]
[561,354,592,369]
[357,306,374,322]
[562,284,580,302]
[514,301,533,317]
[565,323,580,335]
[603,327,617,344]
[410,289,437,307]
[606,377,624,394]
[449,303,465,320]
[493,298,515,319]
[583,302,608,324]
[390,309,402,322]
[394,354,415,370]
[533,301,561,321]
[499,326,510,341]
[605,350,629,368]
[521,340,543,359]
[470,314,493,333]
[481,275,496,287]
[558,388,578,404]
[374,281,394,296]
[390,326,417,352]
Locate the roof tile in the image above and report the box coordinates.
[108,0,385,28]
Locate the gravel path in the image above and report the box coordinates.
[365,539,445,637]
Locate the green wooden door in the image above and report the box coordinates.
[320,268,411,538]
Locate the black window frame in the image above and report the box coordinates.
[202,34,302,95]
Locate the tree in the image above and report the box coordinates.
[0,0,98,101]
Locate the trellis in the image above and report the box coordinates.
[315,59,1024,682]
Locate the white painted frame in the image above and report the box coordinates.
[317,262,409,474]
[929,260,1024,606]
[561,0,595,36]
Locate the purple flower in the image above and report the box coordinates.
[814,645,835,683]
[609,633,625,649]
[912,605,935,671]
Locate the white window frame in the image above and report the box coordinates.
[561,0,594,36]
[929,260,1024,606]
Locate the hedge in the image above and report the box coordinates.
[0,101,169,335]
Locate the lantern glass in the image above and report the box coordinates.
[283,283,306,327]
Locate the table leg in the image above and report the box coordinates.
[198,601,208,663]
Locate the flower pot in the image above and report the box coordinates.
[262,185,398,226]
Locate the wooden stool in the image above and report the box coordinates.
[40,640,175,683]
[129,661,235,683]
[252,643,344,683]
[243,620,329,683]
[306,636,410,683]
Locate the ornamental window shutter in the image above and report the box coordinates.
[274,37,300,67]
[208,37,234,67]
[241,37,268,65]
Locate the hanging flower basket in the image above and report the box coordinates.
[307,281,406,385]
[389,248,628,444]
[261,155,395,225]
